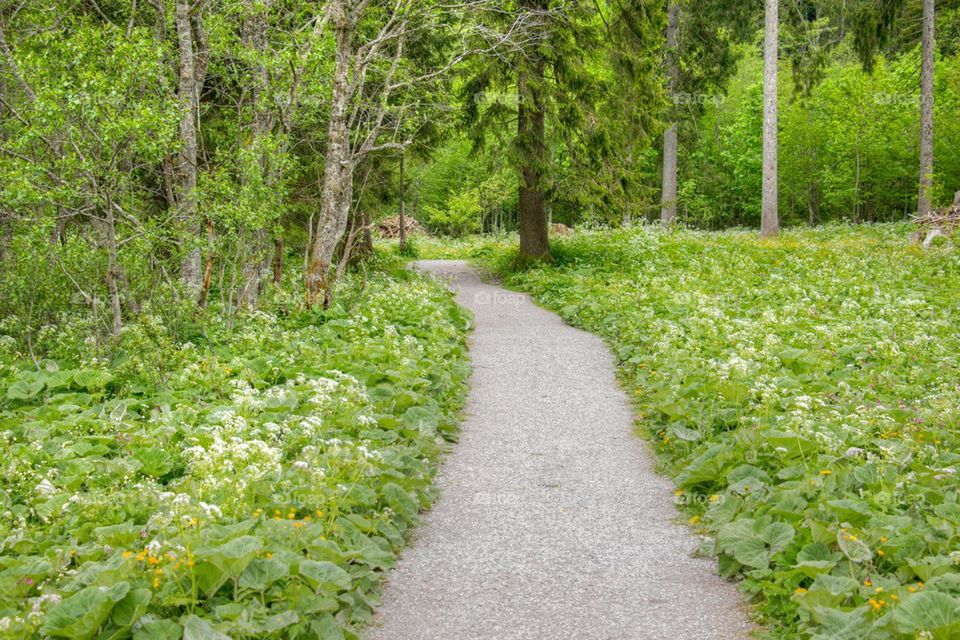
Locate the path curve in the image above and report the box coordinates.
[368,260,752,640]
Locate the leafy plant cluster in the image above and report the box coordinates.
[0,263,470,639]
[481,225,960,638]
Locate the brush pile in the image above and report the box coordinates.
[375,215,429,238]
[911,191,960,247]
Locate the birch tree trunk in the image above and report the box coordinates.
[918,0,935,217]
[760,0,779,238]
[660,0,680,227]
[237,0,273,309]
[306,0,353,307]
[176,0,202,289]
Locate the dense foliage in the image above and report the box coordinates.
[0,262,470,639]
[678,46,960,228]
[478,226,960,638]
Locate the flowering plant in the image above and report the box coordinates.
[0,265,470,639]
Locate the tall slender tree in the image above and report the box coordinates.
[848,0,939,217]
[660,0,680,226]
[760,0,780,238]
[918,0,935,216]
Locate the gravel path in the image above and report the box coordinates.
[368,260,752,640]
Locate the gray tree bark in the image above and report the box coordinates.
[237,0,274,310]
[175,0,204,290]
[918,0,935,217]
[760,0,779,238]
[660,0,680,227]
[306,0,353,307]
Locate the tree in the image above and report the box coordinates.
[305,0,523,306]
[919,0,935,216]
[761,0,780,237]
[660,0,680,226]
[848,0,940,217]
[463,0,663,256]
[175,0,209,292]
[516,0,550,259]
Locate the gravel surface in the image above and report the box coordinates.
[367,260,753,640]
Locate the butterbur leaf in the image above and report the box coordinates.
[134,448,174,477]
[836,529,872,563]
[732,537,771,569]
[310,614,345,640]
[132,617,182,640]
[6,377,45,400]
[809,574,858,598]
[41,582,130,639]
[72,369,113,391]
[795,542,840,578]
[811,605,871,639]
[894,591,960,639]
[238,558,288,591]
[762,521,795,550]
[401,405,439,435]
[111,588,152,627]
[299,560,351,592]
[182,615,230,640]
[382,482,419,522]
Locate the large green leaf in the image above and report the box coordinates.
[41,582,130,639]
[893,591,960,640]
[299,560,351,592]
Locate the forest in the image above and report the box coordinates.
[1,0,959,638]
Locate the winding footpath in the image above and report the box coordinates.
[368,260,751,640]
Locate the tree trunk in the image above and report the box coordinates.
[0,211,12,263]
[197,218,214,307]
[398,153,408,250]
[273,237,283,284]
[517,45,549,261]
[918,0,935,217]
[760,0,779,238]
[236,0,274,310]
[176,0,202,290]
[103,203,123,336]
[306,0,353,307]
[660,0,680,226]
[853,138,861,223]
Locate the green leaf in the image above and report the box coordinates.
[111,588,152,628]
[382,482,419,522]
[836,530,872,563]
[72,369,113,391]
[795,542,840,578]
[299,560,351,592]
[182,615,230,640]
[132,617,182,640]
[41,582,130,639]
[134,447,174,477]
[893,591,960,640]
[5,377,45,400]
[732,537,771,569]
[238,558,289,591]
